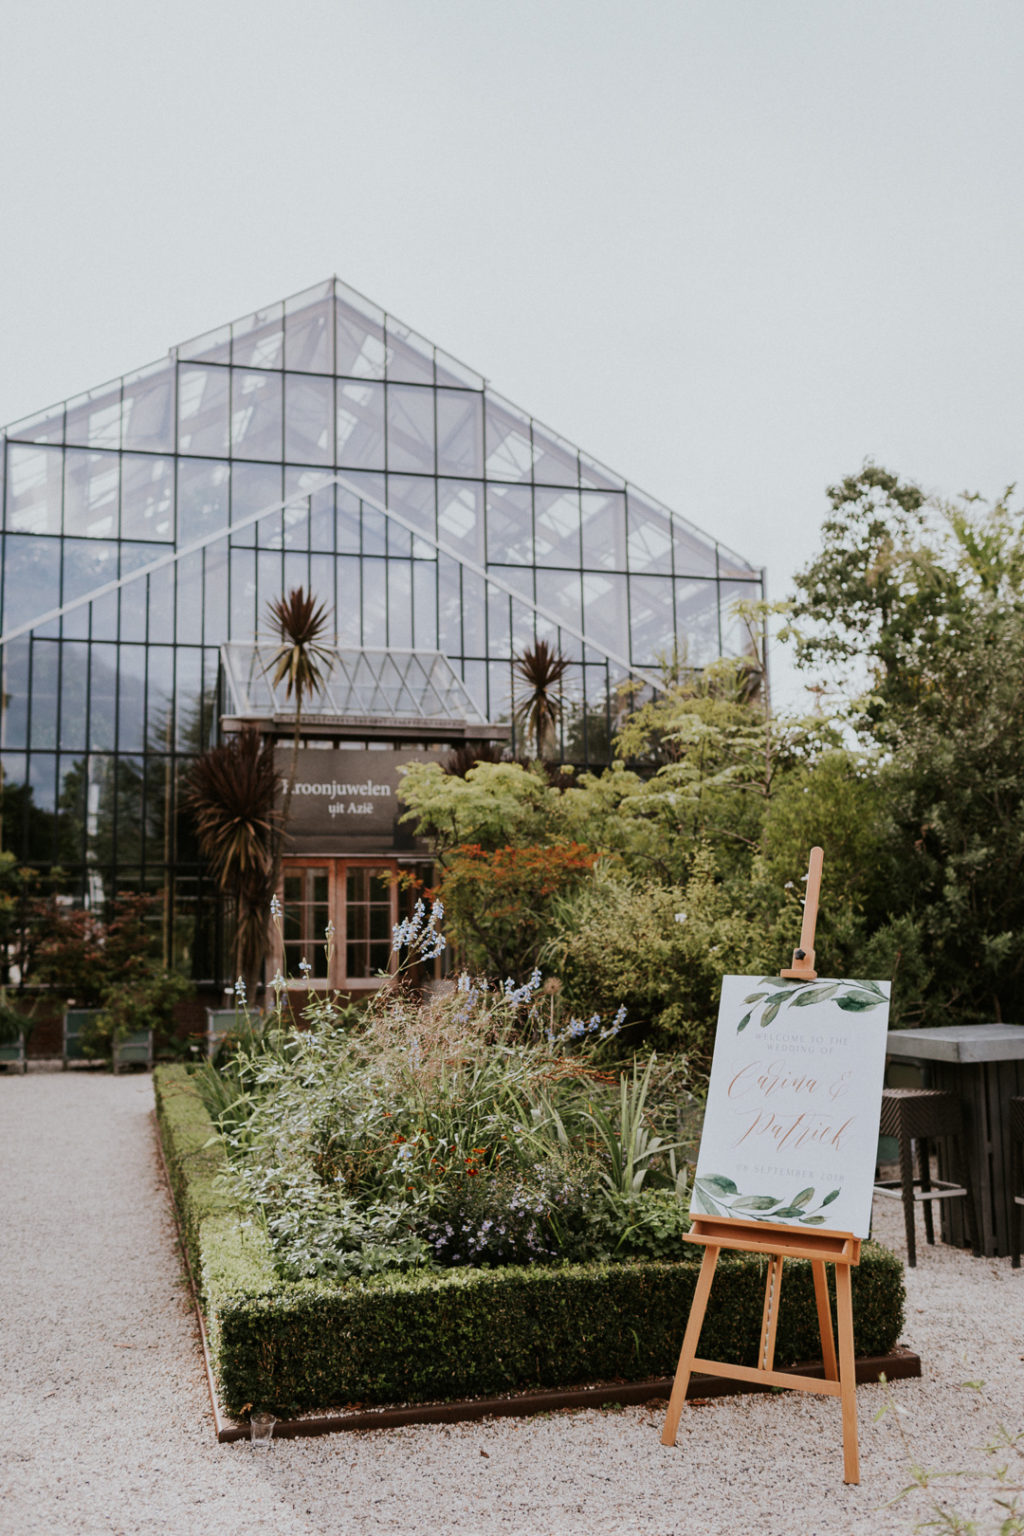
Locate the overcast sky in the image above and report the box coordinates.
[2,0,1021,707]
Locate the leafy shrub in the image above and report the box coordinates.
[544,848,767,1068]
[436,841,598,976]
[193,927,690,1283]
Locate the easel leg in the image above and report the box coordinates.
[758,1255,785,1372]
[661,1244,720,1447]
[812,1260,838,1380]
[834,1264,860,1485]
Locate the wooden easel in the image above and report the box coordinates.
[661,847,865,1485]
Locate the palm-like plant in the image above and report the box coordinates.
[264,587,335,864]
[513,640,569,760]
[182,726,281,994]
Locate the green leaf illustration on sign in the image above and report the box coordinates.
[736,977,884,1032]
[693,1177,842,1226]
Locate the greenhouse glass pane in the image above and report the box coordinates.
[59,644,89,750]
[438,555,462,653]
[531,423,578,487]
[673,519,718,577]
[118,544,153,643]
[485,483,532,564]
[5,444,64,534]
[121,455,174,542]
[437,479,484,563]
[436,390,483,477]
[484,396,534,482]
[284,374,333,466]
[362,557,387,646]
[231,369,283,461]
[30,640,59,748]
[176,458,229,545]
[627,575,676,664]
[177,366,229,457]
[65,386,121,449]
[336,291,386,379]
[413,561,437,650]
[284,288,333,373]
[387,561,413,648]
[582,572,628,661]
[336,380,385,470]
[385,318,434,384]
[580,490,627,571]
[385,473,435,545]
[534,488,580,568]
[232,304,284,368]
[122,362,174,452]
[64,450,119,539]
[675,579,722,667]
[386,385,434,473]
[627,493,673,574]
[230,461,282,545]
[2,535,60,634]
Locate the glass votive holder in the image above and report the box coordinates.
[249,1411,276,1449]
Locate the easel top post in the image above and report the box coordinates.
[781,845,823,980]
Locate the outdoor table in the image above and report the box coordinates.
[885,1024,1024,1257]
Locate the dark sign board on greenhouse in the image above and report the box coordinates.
[275,748,446,854]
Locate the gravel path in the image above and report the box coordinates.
[1,1069,1022,1536]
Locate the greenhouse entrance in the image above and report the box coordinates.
[277,857,409,992]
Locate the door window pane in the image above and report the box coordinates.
[346,867,392,978]
[283,867,330,979]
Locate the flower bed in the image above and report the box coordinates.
[154,1065,906,1418]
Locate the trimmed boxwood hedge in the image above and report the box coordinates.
[153,1065,906,1418]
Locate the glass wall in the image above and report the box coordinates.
[0,277,763,978]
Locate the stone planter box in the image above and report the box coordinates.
[0,1032,27,1073]
[112,1029,154,1073]
[63,1008,102,1068]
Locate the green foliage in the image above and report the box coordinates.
[192,967,689,1283]
[15,890,192,1056]
[544,851,766,1067]
[155,1065,905,1419]
[399,759,565,856]
[84,963,192,1056]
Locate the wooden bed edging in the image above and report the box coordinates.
[211,1348,922,1443]
[152,1109,921,1446]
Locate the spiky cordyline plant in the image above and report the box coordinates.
[513,640,570,760]
[264,586,335,878]
[182,726,281,993]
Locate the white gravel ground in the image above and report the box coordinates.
[1,1069,1022,1536]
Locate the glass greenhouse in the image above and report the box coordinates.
[0,277,763,989]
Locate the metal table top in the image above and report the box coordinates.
[886,1023,1024,1064]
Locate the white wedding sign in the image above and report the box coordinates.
[691,975,891,1239]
